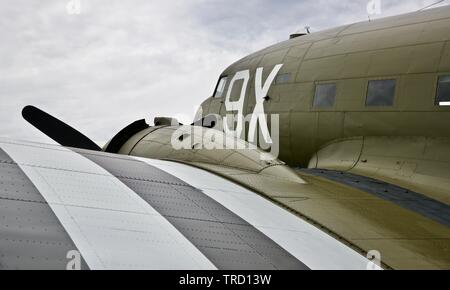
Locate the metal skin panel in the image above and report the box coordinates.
[122,126,304,184]
[78,149,308,270]
[115,127,450,269]
[0,148,89,270]
[298,169,450,227]
[313,136,450,205]
[0,139,216,270]
[190,160,450,269]
[138,158,376,270]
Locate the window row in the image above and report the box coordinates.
[313,76,450,108]
[213,75,450,107]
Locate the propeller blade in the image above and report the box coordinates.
[104,119,149,153]
[22,105,102,151]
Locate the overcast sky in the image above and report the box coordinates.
[0,0,448,145]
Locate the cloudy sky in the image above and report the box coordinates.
[0,0,448,145]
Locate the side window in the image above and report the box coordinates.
[275,73,291,84]
[213,76,228,98]
[366,79,396,106]
[313,83,336,108]
[436,75,450,106]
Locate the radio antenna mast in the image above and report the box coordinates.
[418,0,445,11]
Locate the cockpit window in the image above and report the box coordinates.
[366,79,396,106]
[214,76,228,98]
[436,76,450,106]
[313,83,336,108]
